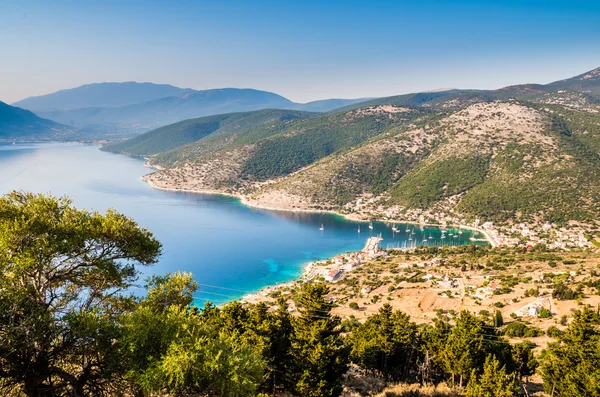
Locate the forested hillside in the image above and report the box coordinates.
[143,99,600,226]
[143,105,428,193]
[101,109,318,157]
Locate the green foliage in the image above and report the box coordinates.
[347,304,418,381]
[503,322,541,338]
[456,125,600,223]
[550,113,571,137]
[538,307,552,318]
[389,156,489,208]
[540,308,600,397]
[120,274,267,396]
[511,341,538,381]
[494,310,504,327]
[438,311,493,387]
[290,283,349,397]
[0,191,161,397]
[241,110,424,180]
[552,282,584,300]
[464,355,519,397]
[546,326,563,338]
[103,109,318,158]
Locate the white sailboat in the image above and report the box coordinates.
[319,223,324,231]
[368,222,373,230]
[357,225,360,233]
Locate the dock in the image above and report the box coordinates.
[363,235,383,253]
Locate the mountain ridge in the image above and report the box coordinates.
[14,83,370,132]
[0,101,73,140]
[13,82,193,111]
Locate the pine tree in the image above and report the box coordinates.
[439,310,486,387]
[539,307,600,396]
[511,341,537,383]
[290,283,349,397]
[253,297,294,393]
[465,355,519,397]
[348,304,418,381]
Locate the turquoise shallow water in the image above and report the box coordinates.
[0,142,486,304]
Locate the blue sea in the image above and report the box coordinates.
[0,142,485,304]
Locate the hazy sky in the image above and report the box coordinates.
[2,0,600,103]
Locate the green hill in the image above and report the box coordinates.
[102,109,319,157]
[143,104,428,192]
[144,100,600,225]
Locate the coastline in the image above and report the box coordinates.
[141,165,497,305]
[141,168,495,246]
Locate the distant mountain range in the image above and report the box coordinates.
[4,66,600,148]
[12,83,369,132]
[0,101,72,141]
[109,66,600,225]
[12,82,192,111]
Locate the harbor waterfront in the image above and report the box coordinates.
[0,142,488,305]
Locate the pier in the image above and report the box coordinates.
[363,235,383,253]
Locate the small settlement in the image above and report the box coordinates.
[304,235,385,283]
[343,195,594,250]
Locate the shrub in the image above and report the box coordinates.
[538,308,552,318]
[546,326,563,338]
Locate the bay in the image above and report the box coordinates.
[0,142,486,304]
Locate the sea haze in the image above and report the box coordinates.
[0,142,485,304]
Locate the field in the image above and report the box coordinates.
[248,246,600,351]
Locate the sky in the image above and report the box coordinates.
[1,0,600,103]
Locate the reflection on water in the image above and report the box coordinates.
[0,142,487,304]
